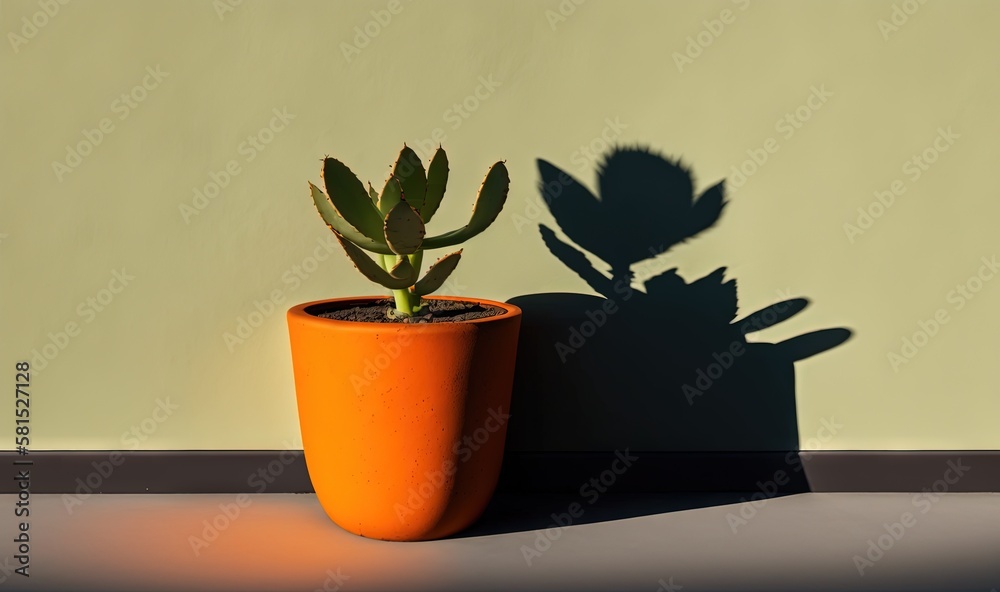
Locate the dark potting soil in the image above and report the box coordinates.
[315,299,504,324]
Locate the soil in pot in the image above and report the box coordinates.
[315,298,505,323]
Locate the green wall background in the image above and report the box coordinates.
[2,0,998,451]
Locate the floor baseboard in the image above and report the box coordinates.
[2,450,996,494]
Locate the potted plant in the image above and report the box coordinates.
[287,145,521,541]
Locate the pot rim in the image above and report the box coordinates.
[287,295,522,329]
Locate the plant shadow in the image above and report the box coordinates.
[453,147,852,538]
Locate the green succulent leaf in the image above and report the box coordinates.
[412,250,462,297]
[387,255,415,280]
[422,147,449,223]
[334,233,417,290]
[367,181,379,205]
[321,157,386,243]
[378,175,403,216]
[383,201,426,255]
[422,161,509,249]
[309,182,393,255]
[393,145,427,212]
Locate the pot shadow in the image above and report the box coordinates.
[451,146,852,538]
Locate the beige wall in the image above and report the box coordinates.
[2,0,998,450]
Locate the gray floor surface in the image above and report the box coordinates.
[0,492,997,591]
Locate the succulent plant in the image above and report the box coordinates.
[309,145,509,318]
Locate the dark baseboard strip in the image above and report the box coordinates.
[1,451,313,495]
[799,450,997,492]
[498,450,999,493]
[1,450,997,494]
[497,451,813,493]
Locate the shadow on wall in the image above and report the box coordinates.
[504,147,853,455]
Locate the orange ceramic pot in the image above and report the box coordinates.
[287,296,521,541]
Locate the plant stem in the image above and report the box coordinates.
[392,287,414,315]
[380,253,421,316]
[408,251,423,277]
[406,251,424,314]
[381,254,411,315]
